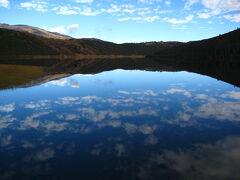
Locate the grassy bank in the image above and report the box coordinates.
[0,64,44,89]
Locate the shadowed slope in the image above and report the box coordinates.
[0,28,182,57]
[150,29,240,65]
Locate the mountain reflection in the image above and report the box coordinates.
[0,69,240,179]
[0,58,239,90]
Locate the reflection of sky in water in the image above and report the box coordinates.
[0,70,240,179]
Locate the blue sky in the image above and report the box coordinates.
[0,0,240,43]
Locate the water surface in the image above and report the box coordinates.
[0,69,240,180]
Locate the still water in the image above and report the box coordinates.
[0,69,240,180]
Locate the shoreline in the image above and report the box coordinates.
[0,54,145,60]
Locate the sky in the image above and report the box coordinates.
[0,0,240,43]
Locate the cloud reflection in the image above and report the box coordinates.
[25,148,55,161]
[220,91,240,100]
[0,70,240,180]
[0,104,15,112]
[195,98,240,121]
[139,136,240,179]
[164,88,192,97]
[47,78,80,88]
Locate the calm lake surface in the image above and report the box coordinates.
[0,69,240,179]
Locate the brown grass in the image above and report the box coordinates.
[0,64,44,89]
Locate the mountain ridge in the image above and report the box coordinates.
[0,24,72,40]
[0,26,182,56]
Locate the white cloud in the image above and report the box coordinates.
[76,106,158,123]
[0,115,16,129]
[138,0,162,5]
[20,112,49,129]
[195,94,208,99]
[49,78,68,86]
[164,88,192,97]
[0,0,9,8]
[118,16,159,22]
[107,120,122,128]
[52,6,78,15]
[81,96,100,104]
[22,141,35,149]
[75,0,93,3]
[220,91,240,99]
[91,148,101,156]
[172,26,188,30]
[68,24,80,33]
[70,79,80,87]
[201,0,240,12]
[50,2,167,19]
[195,98,240,121]
[52,6,100,16]
[118,17,133,21]
[223,14,240,23]
[49,26,67,34]
[184,0,199,10]
[24,100,50,109]
[25,103,41,109]
[144,135,158,145]
[185,0,240,19]
[164,15,194,24]
[117,90,158,96]
[163,103,195,127]
[123,122,159,135]
[48,78,80,87]
[0,104,15,112]
[0,135,12,147]
[43,121,68,132]
[197,11,218,19]
[115,144,125,157]
[79,7,101,16]
[163,106,169,110]
[138,124,157,134]
[165,1,171,6]
[20,0,48,12]
[178,111,191,121]
[59,96,79,102]
[29,148,55,161]
[77,108,108,122]
[57,113,79,121]
[102,4,152,16]
[124,123,138,134]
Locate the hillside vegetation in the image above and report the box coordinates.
[0,28,182,56]
[150,29,240,65]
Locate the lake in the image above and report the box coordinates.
[0,67,240,179]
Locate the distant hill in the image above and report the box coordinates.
[0,27,182,56]
[79,38,106,42]
[0,24,71,40]
[150,29,240,65]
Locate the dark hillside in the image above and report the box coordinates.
[0,28,182,57]
[150,29,240,65]
[74,39,182,55]
[0,28,75,55]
